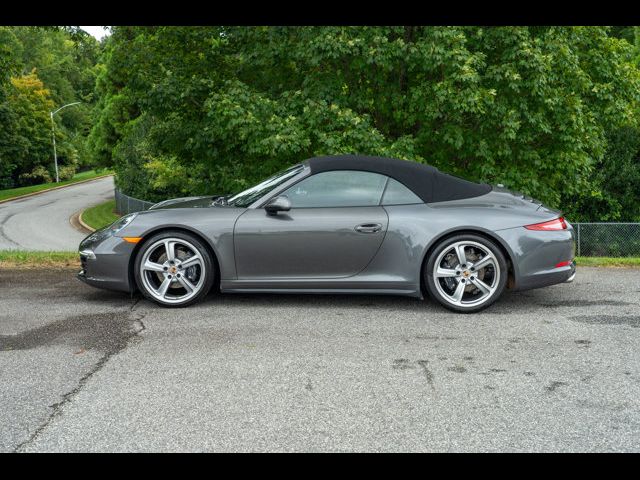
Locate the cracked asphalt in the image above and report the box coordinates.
[1,267,639,452]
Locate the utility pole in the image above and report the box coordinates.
[50,102,81,183]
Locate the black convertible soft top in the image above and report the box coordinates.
[306,155,492,203]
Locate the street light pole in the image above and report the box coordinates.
[50,111,59,183]
[50,102,81,183]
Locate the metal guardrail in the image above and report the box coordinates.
[114,189,640,257]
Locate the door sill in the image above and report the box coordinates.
[221,287,420,297]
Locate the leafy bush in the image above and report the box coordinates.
[0,173,14,189]
[57,164,76,181]
[18,165,52,185]
[566,126,640,222]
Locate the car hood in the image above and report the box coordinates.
[148,196,222,210]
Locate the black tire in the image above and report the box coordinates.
[424,233,508,313]
[134,230,215,308]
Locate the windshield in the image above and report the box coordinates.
[227,164,305,208]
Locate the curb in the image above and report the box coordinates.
[77,209,96,233]
[70,208,95,235]
[69,209,93,235]
[0,174,114,206]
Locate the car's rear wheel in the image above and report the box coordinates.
[134,231,214,307]
[425,234,507,313]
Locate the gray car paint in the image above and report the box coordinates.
[234,206,389,279]
[78,166,575,297]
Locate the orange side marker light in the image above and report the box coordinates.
[122,237,143,244]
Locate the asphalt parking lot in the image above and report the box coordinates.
[1,266,639,452]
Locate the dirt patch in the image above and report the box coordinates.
[0,258,80,269]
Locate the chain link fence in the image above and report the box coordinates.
[573,223,640,257]
[114,188,640,257]
[114,188,155,216]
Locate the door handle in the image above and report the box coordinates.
[354,223,383,234]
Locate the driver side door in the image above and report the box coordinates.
[233,170,390,279]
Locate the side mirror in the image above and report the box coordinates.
[264,196,292,215]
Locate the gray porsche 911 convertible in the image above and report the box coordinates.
[78,155,575,312]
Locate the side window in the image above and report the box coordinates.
[381,178,422,205]
[282,170,387,208]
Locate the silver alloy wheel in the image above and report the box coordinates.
[139,237,206,305]
[432,240,500,308]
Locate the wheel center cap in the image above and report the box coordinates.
[462,270,470,278]
[169,266,178,274]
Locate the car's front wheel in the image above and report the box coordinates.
[134,231,214,307]
[425,234,507,313]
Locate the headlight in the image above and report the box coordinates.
[81,213,138,246]
[109,213,137,234]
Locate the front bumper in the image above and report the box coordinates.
[77,232,136,293]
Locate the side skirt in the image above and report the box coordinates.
[221,288,422,297]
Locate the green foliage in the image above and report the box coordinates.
[0,27,102,188]
[7,72,57,180]
[88,26,640,220]
[0,27,22,188]
[18,165,52,185]
[569,126,640,221]
[58,164,76,181]
[3,25,640,223]
[602,127,640,221]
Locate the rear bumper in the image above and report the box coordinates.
[516,260,576,290]
[496,224,576,292]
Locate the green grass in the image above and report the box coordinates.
[0,169,113,202]
[0,251,79,268]
[81,200,120,231]
[575,256,640,267]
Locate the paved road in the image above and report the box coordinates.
[0,176,114,251]
[1,267,639,452]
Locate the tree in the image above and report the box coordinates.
[7,72,57,178]
[10,27,101,167]
[89,26,640,219]
[227,27,640,210]
[0,27,102,188]
[0,27,22,187]
[570,126,640,222]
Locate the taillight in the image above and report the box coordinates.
[524,217,567,231]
